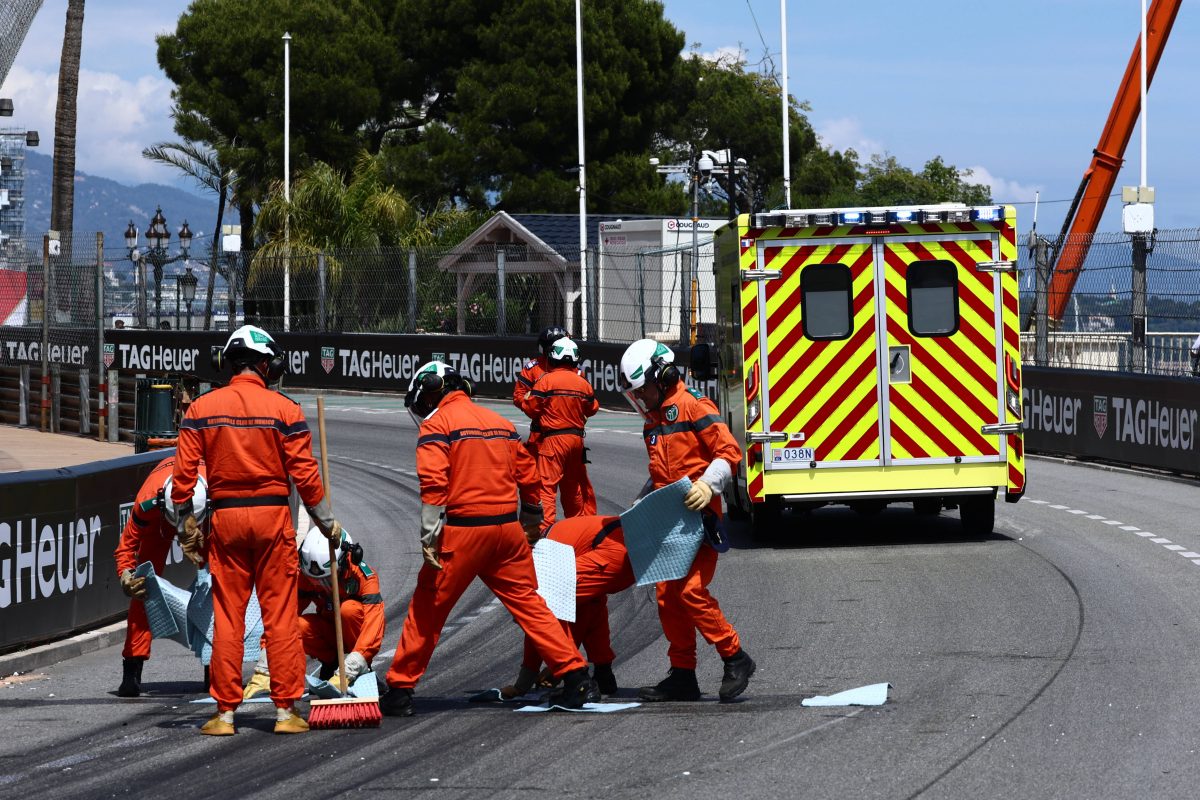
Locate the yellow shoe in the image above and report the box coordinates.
[243,672,271,700]
[201,711,235,736]
[274,708,310,734]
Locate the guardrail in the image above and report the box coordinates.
[1021,332,1197,376]
[0,450,197,654]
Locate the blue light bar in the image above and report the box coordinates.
[890,210,917,224]
[840,211,863,225]
[971,206,1003,222]
[812,212,837,226]
[865,210,889,225]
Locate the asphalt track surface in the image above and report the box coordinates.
[5,394,1200,799]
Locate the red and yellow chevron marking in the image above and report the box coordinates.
[740,233,765,500]
[760,239,881,463]
[998,207,1025,494]
[883,238,1000,460]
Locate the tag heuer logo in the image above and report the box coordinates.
[103,343,115,368]
[321,346,335,374]
[118,501,133,537]
[664,405,678,422]
[1093,395,1108,439]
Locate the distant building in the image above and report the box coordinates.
[0,128,28,267]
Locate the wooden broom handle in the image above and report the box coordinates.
[317,396,348,693]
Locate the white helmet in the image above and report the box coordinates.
[405,360,471,425]
[217,324,286,382]
[162,473,208,527]
[299,526,354,586]
[548,336,579,367]
[618,339,677,419]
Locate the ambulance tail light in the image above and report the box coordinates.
[1005,354,1022,416]
[745,361,761,427]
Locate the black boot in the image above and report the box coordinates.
[592,663,618,696]
[638,667,701,702]
[117,657,145,698]
[379,687,414,717]
[718,649,756,702]
[318,661,338,681]
[549,668,599,709]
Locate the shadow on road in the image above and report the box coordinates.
[727,506,1013,550]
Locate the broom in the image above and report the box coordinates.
[308,395,383,729]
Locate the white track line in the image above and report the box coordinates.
[1029,497,1200,566]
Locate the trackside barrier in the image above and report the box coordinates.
[0,449,198,654]
[1023,367,1200,476]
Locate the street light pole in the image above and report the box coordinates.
[574,0,587,341]
[283,31,292,332]
[128,207,192,328]
[180,265,198,331]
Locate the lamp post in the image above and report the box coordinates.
[651,147,744,344]
[126,206,192,328]
[180,265,198,331]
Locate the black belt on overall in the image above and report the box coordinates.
[590,517,623,549]
[446,511,520,527]
[210,496,290,510]
[541,427,585,438]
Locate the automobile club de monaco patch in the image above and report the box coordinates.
[664,405,678,422]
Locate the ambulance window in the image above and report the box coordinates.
[908,260,959,336]
[801,265,852,340]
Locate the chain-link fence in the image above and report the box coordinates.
[1019,227,1200,376]
[7,226,1200,375]
[77,240,718,345]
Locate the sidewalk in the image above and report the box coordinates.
[0,424,134,472]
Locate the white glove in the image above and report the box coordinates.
[307,498,342,542]
[341,651,370,684]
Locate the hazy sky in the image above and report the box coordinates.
[3,0,1196,234]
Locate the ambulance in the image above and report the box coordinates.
[690,204,1025,537]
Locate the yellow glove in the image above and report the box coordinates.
[683,480,714,511]
[120,569,147,598]
[178,514,206,566]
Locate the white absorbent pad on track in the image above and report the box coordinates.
[532,538,577,622]
[801,682,891,707]
[619,477,704,586]
[305,671,379,700]
[139,565,263,664]
[136,562,191,646]
[515,701,641,713]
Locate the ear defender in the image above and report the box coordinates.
[652,355,680,390]
[265,351,287,383]
[210,346,225,371]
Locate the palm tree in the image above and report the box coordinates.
[50,0,84,241]
[252,152,482,331]
[142,136,241,329]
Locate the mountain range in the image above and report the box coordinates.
[22,149,220,254]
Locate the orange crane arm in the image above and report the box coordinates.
[1045,0,1180,325]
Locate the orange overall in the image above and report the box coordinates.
[513,356,548,459]
[642,382,744,670]
[521,367,599,529]
[115,457,194,660]
[385,390,587,690]
[173,373,325,712]
[297,560,385,664]
[521,515,634,670]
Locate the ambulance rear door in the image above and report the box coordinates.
[878,234,1006,466]
[754,235,884,469]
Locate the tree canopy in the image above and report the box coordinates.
[156,0,993,227]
